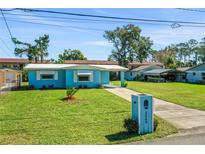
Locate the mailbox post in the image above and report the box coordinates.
[131,94,153,135]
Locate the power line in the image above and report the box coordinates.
[177,8,205,13]
[3,17,205,31]
[0,13,173,28]
[5,8,205,26]
[0,9,16,48]
[0,37,13,56]
[2,12,171,26]
[5,18,105,31]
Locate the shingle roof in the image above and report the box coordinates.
[128,62,163,67]
[176,67,190,72]
[143,69,173,75]
[0,58,50,64]
[131,65,155,72]
[64,60,118,65]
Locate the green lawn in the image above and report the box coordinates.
[112,81,205,111]
[0,87,177,144]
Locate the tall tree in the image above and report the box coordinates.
[198,37,205,63]
[13,34,49,63]
[57,49,87,63]
[104,24,153,66]
[154,46,177,69]
[187,39,198,65]
[13,38,38,62]
[35,34,50,63]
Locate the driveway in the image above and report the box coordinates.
[105,87,205,130]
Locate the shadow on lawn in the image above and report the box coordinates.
[105,131,139,142]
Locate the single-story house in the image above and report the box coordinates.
[143,68,176,82]
[0,68,21,89]
[125,64,163,81]
[24,63,128,89]
[186,63,205,83]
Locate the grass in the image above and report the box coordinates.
[112,81,205,111]
[0,87,177,144]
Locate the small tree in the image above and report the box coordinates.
[66,87,78,99]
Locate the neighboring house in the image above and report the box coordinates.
[127,62,164,70]
[0,68,21,89]
[24,63,128,89]
[0,58,50,70]
[125,64,163,81]
[176,67,190,82]
[143,69,176,82]
[186,63,205,83]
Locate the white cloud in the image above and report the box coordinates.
[85,40,113,47]
[95,9,108,15]
[141,26,205,49]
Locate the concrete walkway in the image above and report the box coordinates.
[105,87,205,130]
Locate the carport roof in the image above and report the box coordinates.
[143,69,173,75]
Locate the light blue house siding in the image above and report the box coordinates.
[65,70,109,88]
[186,63,205,83]
[28,69,110,89]
[125,71,137,81]
[28,70,66,89]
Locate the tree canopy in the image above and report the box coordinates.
[104,24,153,67]
[13,34,50,63]
[153,37,205,68]
[57,49,87,63]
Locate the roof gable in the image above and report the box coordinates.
[187,63,205,71]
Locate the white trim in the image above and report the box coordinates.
[74,70,77,82]
[138,96,141,135]
[37,70,58,80]
[24,64,128,71]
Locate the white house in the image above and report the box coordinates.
[125,64,163,81]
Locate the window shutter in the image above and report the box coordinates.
[90,71,93,82]
[36,71,40,80]
[74,71,77,82]
[54,71,58,80]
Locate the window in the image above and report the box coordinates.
[78,75,90,82]
[182,75,186,80]
[193,72,196,76]
[202,73,205,80]
[40,74,54,80]
[130,72,132,76]
[37,71,58,80]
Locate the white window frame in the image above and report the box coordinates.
[37,70,58,80]
[73,70,93,82]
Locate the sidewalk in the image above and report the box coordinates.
[105,87,205,130]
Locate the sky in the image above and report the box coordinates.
[1,8,205,60]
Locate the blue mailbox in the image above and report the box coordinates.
[131,94,153,135]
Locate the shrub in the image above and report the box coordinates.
[122,81,128,87]
[154,118,159,131]
[66,87,78,98]
[197,80,205,85]
[123,118,138,134]
[124,117,158,134]
[97,84,104,89]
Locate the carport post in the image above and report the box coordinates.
[120,71,125,87]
